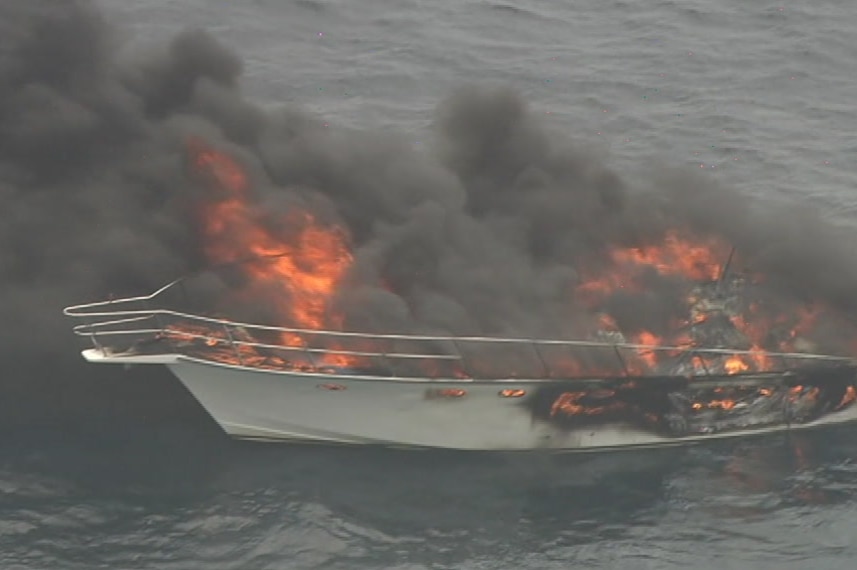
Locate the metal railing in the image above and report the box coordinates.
[64,273,857,381]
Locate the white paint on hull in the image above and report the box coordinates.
[81,349,857,451]
[116,353,856,451]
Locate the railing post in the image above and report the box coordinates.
[145,298,165,332]
[87,319,104,354]
[222,323,244,366]
[530,341,551,379]
[302,333,318,370]
[612,344,631,377]
[145,299,173,356]
[692,351,711,375]
[450,339,470,378]
[380,352,397,378]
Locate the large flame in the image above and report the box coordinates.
[608,230,727,281]
[575,229,856,376]
[178,138,855,380]
[187,137,353,355]
[576,230,729,306]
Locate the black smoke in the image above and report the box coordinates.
[3,1,857,429]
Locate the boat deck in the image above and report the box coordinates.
[63,274,856,384]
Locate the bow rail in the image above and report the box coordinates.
[64,269,857,381]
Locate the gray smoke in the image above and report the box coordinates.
[3,1,857,426]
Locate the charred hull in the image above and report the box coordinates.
[529,365,857,438]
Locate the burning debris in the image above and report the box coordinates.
[529,364,857,437]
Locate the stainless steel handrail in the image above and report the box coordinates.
[63,272,857,376]
[62,308,856,364]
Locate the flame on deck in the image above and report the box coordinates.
[187,137,353,367]
[167,138,857,381]
[577,230,728,304]
[576,231,856,378]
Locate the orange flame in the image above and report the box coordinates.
[177,138,857,380]
[549,391,626,417]
[723,356,749,375]
[837,386,857,410]
[692,399,736,411]
[187,137,353,363]
[577,230,729,308]
[572,227,857,376]
[630,330,662,372]
[609,230,727,281]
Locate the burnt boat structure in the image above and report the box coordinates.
[64,269,857,451]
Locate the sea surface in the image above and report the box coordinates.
[4,0,857,568]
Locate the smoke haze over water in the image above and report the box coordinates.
[3,0,857,426]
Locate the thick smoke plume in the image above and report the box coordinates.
[3,1,857,428]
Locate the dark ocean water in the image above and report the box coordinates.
[2,427,857,569]
[4,0,857,567]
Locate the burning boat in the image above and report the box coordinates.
[63,257,857,450]
[63,138,857,450]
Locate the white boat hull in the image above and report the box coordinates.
[83,349,857,451]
